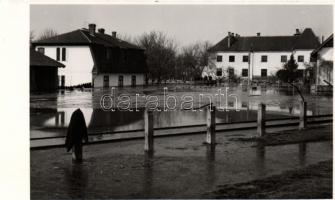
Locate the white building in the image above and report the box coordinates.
[33,24,147,88]
[311,34,333,87]
[207,28,320,81]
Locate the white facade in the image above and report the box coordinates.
[94,74,145,87]
[211,50,313,79]
[35,46,94,86]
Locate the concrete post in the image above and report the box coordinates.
[144,109,154,153]
[72,143,83,163]
[299,101,307,130]
[257,103,266,137]
[206,104,216,145]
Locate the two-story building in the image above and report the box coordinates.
[32,24,147,88]
[311,34,333,88]
[208,28,320,81]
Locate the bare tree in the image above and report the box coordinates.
[117,32,133,43]
[30,30,35,43]
[176,41,212,81]
[136,31,177,83]
[37,28,58,41]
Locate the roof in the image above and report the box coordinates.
[33,29,143,50]
[208,28,320,52]
[30,49,65,68]
[311,34,333,56]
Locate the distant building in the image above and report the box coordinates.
[32,24,147,87]
[311,34,333,87]
[30,49,65,92]
[208,28,320,81]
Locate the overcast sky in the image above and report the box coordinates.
[30,4,333,47]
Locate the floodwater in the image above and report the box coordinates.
[30,85,333,198]
[31,128,333,199]
[30,85,332,140]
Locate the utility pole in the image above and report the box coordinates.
[248,51,251,86]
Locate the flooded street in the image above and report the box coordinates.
[31,126,332,199]
[30,85,333,198]
[30,85,332,140]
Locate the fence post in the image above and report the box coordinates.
[144,108,154,153]
[206,104,216,145]
[299,101,307,130]
[257,103,266,137]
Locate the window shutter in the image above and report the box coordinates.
[56,48,60,61]
[62,48,66,61]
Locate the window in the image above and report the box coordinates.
[242,69,248,77]
[228,68,234,78]
[242,55,249,62]
[216,68,222,76]
[216,55,222,62]
[131,75,136,87]
[103,75,109,88]
[261,55,267,62]
[229,55,235,62]
[298,55,304,62]
[60,75,65,88]
[281,55,287,63]
[261,69,267,77]
[118,75,124,87]
[61,48,66,61]
[106,48,112,60]
[56,48,60,61]
[37,47,45,54]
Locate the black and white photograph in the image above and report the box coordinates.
[0,1,334,199]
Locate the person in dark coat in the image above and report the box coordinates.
[65,108,88,162]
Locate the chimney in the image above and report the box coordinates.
[294,29,301,36]
[88,24,96,36]
[256,32,261,37]
[322,35,324,43]
[228,32,231,48]
[98,28,105,34]
[112,31,117,38]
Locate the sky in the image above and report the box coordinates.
[30,4,333,47]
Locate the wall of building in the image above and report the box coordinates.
[35,46,94,86]
[30,66,58,92]
[317,47,333,86]
[211,50,313,79]
[94,73,145,87]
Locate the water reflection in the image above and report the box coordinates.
[299,143,307,166]
[206,145,216,188]
[64,163,88,199]
[143,153,154,197]
[255,143,266,178]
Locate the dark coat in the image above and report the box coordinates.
[65,109,88,152]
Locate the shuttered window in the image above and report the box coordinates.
[261,55,267,62]
[242,55,249,62]
[242,69,248,77]
[62,48,66,61]
[229,55,235,62]
[281,55,287,63]
[56,48,60,61]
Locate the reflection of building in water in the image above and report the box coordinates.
[64,164,88,199]
[255,144,266,178]
[206,145,216,189]
[299,143,307,166]
[55,111,65,126]
[88,109,144,131]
